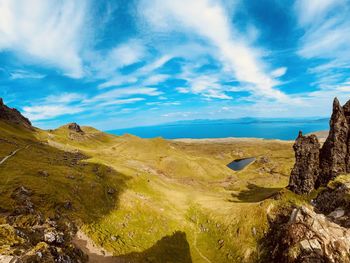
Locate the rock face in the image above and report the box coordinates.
[0,98,32,128]
[68,122,84,133]
[343,100,350,173]
[288,97,350,194]
[318,98,349,186]
[288,132,320,194]
[264,205,350,262]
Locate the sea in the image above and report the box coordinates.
[108,118,329,140]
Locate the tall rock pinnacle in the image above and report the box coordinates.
[318,98,349,186]
[288,132,320,194]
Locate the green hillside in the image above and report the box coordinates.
[0,119,309,262]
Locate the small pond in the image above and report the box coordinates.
[227,157,256,171]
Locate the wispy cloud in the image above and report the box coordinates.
[98,55,172,89]
[91,39,147,78]
[0,0,89,78]
[22,104,85,121]
[139,0,288,101]
[9,70,45,80]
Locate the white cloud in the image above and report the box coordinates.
[0,0,89,78]
[22,105,84,121]
[296,0,350,61]
[9,70,45,80]
[89,87,162,103]
[139,0,288,101]
[176,87,190,94]
[187,76,232,99]
[295,0,350,92]
[92,40,146,78]
[143,74,169,86]
[271,67,287,78]
[98,55,172,89]
[100,98,145,107]
[294,0,345,26]
[44,93,85,104]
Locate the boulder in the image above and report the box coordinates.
[264,205,350,262]
[288,132,320,194]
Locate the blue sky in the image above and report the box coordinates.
[0,0,350,130]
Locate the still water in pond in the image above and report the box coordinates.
[227,158,256,171]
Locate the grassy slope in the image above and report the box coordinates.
[1,121,307,262]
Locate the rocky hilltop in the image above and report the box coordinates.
[288,98,350,194]
[0,98,32,128]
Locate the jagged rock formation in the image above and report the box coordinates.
[288,98,350,194]
[288,132,320,194]
[68,122,84,134]
[318,98,349,186]
[0,98,32,128]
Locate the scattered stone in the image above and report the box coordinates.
[258,156,270,164]
[107,188,116,195]
[44,229,64,244]
[328,208,345,219]
[38,170,49,177]
[218,239,224,249]
[288,131,320,194]
[63,201,73,210]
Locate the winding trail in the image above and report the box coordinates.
[193,219,213,263]
[0,145,30,165]
[0,148,22,165]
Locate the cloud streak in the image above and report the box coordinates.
[139,0,288,100]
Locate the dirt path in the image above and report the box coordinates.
[193,220,213,263]
[73,230,120,263]
[0,148,22,165]
[0,145,30,165]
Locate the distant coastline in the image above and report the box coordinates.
[108,118,329,141]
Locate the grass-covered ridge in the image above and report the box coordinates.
[0,120,307,262]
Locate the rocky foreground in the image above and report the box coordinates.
[0,186,87,263]
[265,98,350,262]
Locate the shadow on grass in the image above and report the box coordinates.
[229,183,282,203]
[77,231,193,263]
[0,124,131,224]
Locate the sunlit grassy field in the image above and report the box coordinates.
[0,121,308,262]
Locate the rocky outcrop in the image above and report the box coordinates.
[264,205,350,262]
[68,122,84,134]
[288,132,320,194]
[0,186,87,263]
[288,98,350,194]
[318,98,349,186]
[0,98,32,128]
